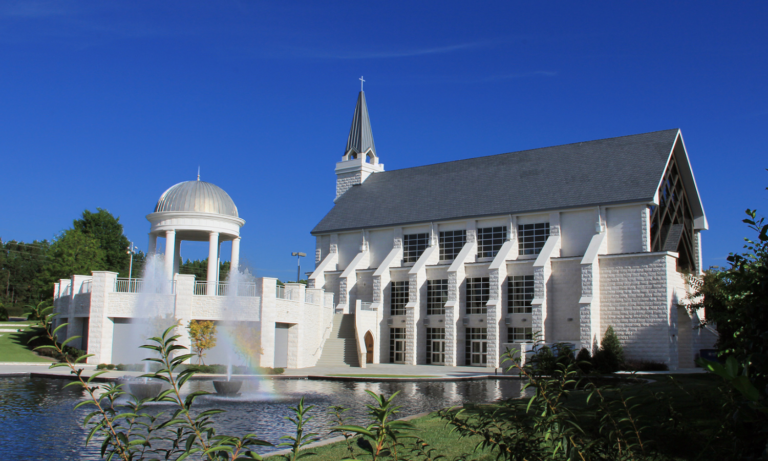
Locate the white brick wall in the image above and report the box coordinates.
[598,253,677,366]
[549,259,581,342]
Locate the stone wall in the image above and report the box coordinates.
[598,252,677,366]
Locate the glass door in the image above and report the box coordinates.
[471,340,488,366]
[394,339,406,363]
[431,340,446,364]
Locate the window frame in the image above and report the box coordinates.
[466,277,490,314]
[403,233,430,263]
[518,222,550,256]
[427,279,448,315]
[507,275,534,314]
[477,226,507,258]
[439,230,466,261]
[508,327,533,343]
[390,281,409,316]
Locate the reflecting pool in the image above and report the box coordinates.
[0,377,525,460]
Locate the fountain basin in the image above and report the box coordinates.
[119,381,163,400]
[213,380,243,396]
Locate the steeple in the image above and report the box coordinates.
[335,84,384,202]
[345,91,376,158]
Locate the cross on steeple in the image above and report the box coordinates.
[359,76,365,91]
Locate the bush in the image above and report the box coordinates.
[0,304,8,321]
[593,326,624,373]
[97,364,117,370]
[623,359,669,372]
[576,347,593,373]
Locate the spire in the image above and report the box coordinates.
[345,90,376,156]
[197,166,200,181]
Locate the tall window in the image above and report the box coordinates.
[427,279,448,315]
[507,275,534,313]
[403,233,429,263]
[439,230,466,261]
[390,281,409,316]
[425,328,445,364]
[466,277,489,314]
[389,328,406,363]
[508,327,533,343]
[477,226,507,258]
[649,151,696,271]
[518,223,550,256]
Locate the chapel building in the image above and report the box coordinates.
[308,89,716,369]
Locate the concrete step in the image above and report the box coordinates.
[316,314,359,367]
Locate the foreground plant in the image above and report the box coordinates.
[33,307,272,460]
[332,390,415,461]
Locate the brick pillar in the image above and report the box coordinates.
[86,271,118,364]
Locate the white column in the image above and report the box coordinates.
[173,237,182,275]
[207,232,219,295]
[164,230,176,282]
[148,233,157,255]
[231,237,241,275]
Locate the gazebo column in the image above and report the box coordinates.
[207,232,219,295]
[173,237,182,275]
[164,230,176,282]
[148,233,157,255]
[231,237,241,276]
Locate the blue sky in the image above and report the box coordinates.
[0,1,766,278]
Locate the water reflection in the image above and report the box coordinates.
[0,376,527,460]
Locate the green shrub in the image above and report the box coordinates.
[623,359,669,372]
[0,304,8,321]
[576,347,593,373]
[593,325,624,373]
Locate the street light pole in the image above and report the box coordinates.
[291,252,306,283]
[126,242,138,280]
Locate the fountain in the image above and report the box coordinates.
[213,361,242,396]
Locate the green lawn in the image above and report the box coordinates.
[273,373,724,461]
[327,374,439,378]
[0,323,55,363]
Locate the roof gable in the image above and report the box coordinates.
[313,129,683,234]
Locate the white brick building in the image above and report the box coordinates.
[308,90,717,370]
[52,90,717,371]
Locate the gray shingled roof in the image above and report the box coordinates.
[312,129,680,234]
[345,91,376,156]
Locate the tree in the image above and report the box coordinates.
[689,205,768,389]
[0,302,8,321]
[73,208,132,276]
[187,320,217,365]
[179,259,230,281]
[593,325,624,373]
[42,229,105,289]
[0,239,50,310]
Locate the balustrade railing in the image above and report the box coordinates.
[194,281,257,297]
[276,285,286,299]
[80,280,92,294]
[361,302,376,311]
[305,292,315,304]
[114,278,176,294]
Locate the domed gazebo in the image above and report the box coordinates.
[147,177,245,291]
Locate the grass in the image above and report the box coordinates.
[275,373,725,460]
[0,322,55,363]
[327,374,439,378]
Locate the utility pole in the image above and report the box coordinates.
[291,252,306,283]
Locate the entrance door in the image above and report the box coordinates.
[393,339,406,363]
[431,340,446,364]
[364,331,374,363]
[274,323,290,368]
[470,340,488,366]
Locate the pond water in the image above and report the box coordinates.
[0,377,525,460]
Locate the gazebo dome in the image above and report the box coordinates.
[154,180,238,217]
